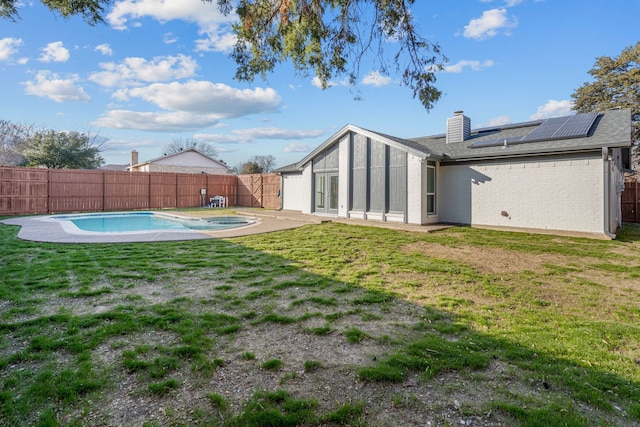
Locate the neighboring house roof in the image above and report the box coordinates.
[291,109,631,170]
[99,164,128,171]
[128,148,230,170]
[274,163,301,174]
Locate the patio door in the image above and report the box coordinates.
[314,172,338,214]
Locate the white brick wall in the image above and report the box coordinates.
[439,155,605,234]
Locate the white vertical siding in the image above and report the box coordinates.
[338,134,350,217]
[406,155,425,224]
[281,166,313,213]
[439,155,606,235]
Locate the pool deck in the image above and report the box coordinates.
[1,209,451,243]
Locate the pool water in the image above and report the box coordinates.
[51,212,252,233]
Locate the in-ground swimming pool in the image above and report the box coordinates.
[50,212,254,233]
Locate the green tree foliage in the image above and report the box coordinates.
[239,161,262,174]
[22,130,104,169]
[239,154,276,174]
[217,0,445,110]
[572,41,640,160]
[3,0,446,111]
[164,138,219,159]
[0,0,109,25]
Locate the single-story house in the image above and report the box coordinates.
[277,109,631,238]
[127,149,231,175]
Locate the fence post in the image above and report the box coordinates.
[260,174,264,208]
[47,169,51,214]
[102,171,106,212]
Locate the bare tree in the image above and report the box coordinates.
[164,138,219,159]
[0,119,34,166]
[252,155,277,173]
[238,155,277,174]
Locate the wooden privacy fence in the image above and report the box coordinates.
[0,166,281,215]
[237,173,281,208]
[622,181,640,223]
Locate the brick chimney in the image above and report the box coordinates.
[446,111,471,144]
[130,150,139,166]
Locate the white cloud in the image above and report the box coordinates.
[108,0,231,28]
[195,26,237,53]
[311,76,351,89]
[444,59,495,73]
[94,82,281,132]
[93,110,221,132]
[39,41,70,63]
[312,76,334,89]
[530,100,574,120]
[163,32,177,44]
[195,128,324,145]
[284,142,316,153]
[463,8,518,40]
[108,0,235,53]
[121,81,281,117]
[361,71,393,87]
[95,43,113,56]
[0,37,22,61]
[23,71,90,103]
[481,115,512,128]
[89,54,198,87]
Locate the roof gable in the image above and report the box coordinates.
[295,124,437,169]
[131,149,229,169]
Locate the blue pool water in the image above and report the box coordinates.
[51,212,252,233]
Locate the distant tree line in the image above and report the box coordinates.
[237,155,277,174]
[0,120,279,173]
[0,120,104,169]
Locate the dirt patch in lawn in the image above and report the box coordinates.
[403,242,568,274]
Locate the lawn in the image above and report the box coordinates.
[0,212,639,426]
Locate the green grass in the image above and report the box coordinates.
[262,359,282,370]
[1,216,639,425]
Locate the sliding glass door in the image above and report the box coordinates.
[314,172,338,214]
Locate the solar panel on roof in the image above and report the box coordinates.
[521,116,571,141]
[552,112,598,139]
[468,112,600,149]
[522,112,598,141]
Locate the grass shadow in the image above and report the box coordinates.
[0,219,638,426]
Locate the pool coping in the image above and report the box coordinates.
[0,210,316,243]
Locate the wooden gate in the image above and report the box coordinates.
[236,173,280,209]
[622,181,640,223]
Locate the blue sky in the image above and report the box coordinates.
[0,0,638,169]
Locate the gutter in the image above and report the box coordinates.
[602,147,616,239]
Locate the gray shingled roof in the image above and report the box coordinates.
[274,163,301,173]
[410,108,631,162]
[286,109,630,172]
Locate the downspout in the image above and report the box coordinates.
[602,147,616,239]
[277,172,283,211]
